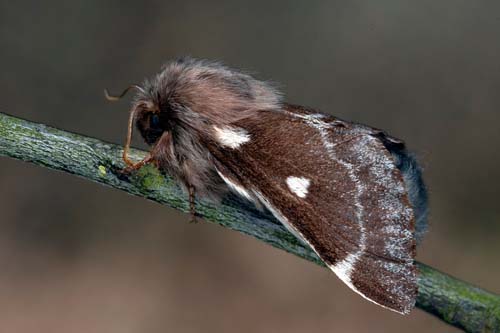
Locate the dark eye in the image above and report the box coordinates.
[150,114,160,128]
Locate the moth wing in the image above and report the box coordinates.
[208,106,417,314]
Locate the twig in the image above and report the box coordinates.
[0,112,499,333]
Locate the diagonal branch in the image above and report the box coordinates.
[0,112,499,333]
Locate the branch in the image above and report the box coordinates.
[1,112,499,332]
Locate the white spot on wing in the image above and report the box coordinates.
[215,168,254,202]
[286,176,311,198]
[213,126,250,148]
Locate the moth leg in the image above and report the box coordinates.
[188,185,199,224]
[121,154,155,174]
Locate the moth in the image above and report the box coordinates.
[105,58,428,315]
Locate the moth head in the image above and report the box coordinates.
[133,100,171,146]
[104,84,173,166]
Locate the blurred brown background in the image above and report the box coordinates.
[1,1,499,332]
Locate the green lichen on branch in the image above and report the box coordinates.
[0,112,499,332]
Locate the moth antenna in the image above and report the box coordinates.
[122,105,139,166]
[104,84,143,101]
[104,84,144,166]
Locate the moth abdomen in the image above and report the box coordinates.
[378,134,428,243]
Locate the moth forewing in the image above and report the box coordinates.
[208,107,418,314]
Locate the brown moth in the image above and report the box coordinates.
[105,58,428,315]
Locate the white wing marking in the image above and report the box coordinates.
[213,126,251,148]
[286,176,311,198]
